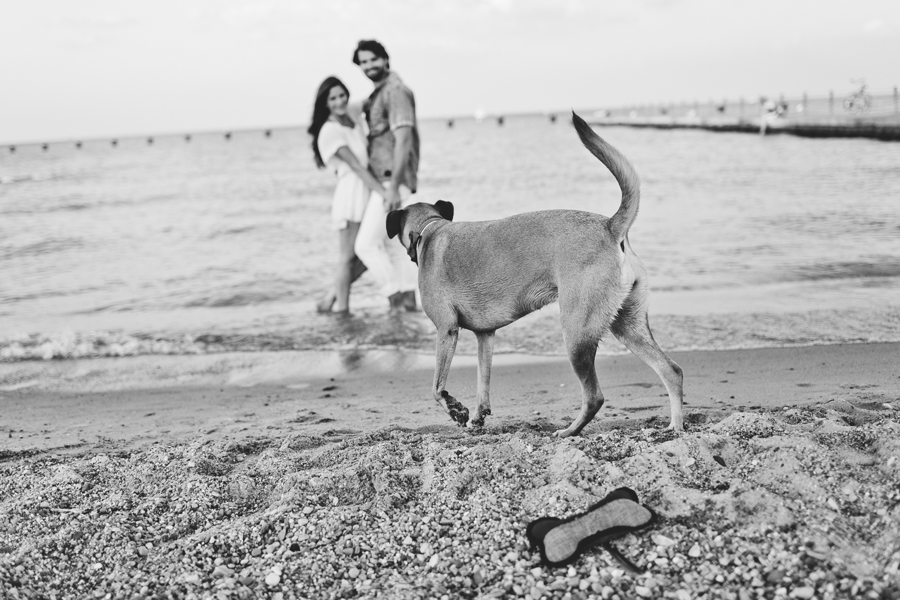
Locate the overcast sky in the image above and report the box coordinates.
[1,0,898,143]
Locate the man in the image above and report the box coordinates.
[351,39,420,312]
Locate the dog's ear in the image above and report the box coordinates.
[434,200,454,222]
[386,209,405,239]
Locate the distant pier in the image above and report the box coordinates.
[588,88,900,142]
[2,127,281,153]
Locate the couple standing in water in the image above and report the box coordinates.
[309,39,420,315]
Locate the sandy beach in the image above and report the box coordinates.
[1,342,899,599]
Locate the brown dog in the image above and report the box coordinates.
[386,113,683,436]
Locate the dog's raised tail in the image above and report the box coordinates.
[572,112,640,243]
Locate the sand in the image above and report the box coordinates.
[1,343,899,598]
[3,342,899,454]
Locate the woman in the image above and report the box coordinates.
[308,76,386,314]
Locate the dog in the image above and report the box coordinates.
[386,112,683,437]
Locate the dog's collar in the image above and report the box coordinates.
[406,218,444,265]
[418,219,440,240]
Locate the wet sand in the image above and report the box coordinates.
[0,344,900,452]
[1,343,898,455]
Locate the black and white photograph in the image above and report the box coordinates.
[2,2,899,599]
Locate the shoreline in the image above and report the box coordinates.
[4,281,899,364]
[2,341,898,456]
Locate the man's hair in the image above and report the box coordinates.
[352,39,389,65]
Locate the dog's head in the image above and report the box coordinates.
[386,200,454,264]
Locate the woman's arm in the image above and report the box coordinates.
[347,101,364,124]
[334,146,387,197]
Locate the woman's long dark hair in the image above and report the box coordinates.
[308,76,349,169]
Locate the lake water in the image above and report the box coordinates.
[2,114,899,362]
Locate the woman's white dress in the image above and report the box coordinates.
[316,115,370,230]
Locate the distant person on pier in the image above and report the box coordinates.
[309,76,387,315]
[760,97,780,135]
[352,39,421,313]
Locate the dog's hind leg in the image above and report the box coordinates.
[611,300,684,432]
[555,334,605,438]
[470,331,495,427]
[432,325,469,427]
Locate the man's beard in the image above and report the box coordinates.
[365,67,387,82]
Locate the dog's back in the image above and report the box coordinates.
[420,208,630,332]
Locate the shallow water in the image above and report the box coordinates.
[2,115,899,361]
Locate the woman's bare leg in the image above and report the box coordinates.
[334,221,362,312]
[318,224,366,313]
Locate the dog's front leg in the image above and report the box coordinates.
[470,331,495,427]
[432,325,469,427]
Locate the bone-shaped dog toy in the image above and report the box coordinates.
[526,487,657,571]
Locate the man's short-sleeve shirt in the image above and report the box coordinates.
[365,71,420,192]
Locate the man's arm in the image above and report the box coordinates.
[334,147,387,198]
[384,125,412,210]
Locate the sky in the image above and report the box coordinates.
[1,0,898,143]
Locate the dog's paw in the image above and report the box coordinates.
[665,421,685,433]
[451,406,469,427]
[441,390,469,427]
[553,428,575,438]
[470,407,491,428]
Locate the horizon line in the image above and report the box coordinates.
[4,85,896,147]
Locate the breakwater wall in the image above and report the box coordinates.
[587,88,900,141]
